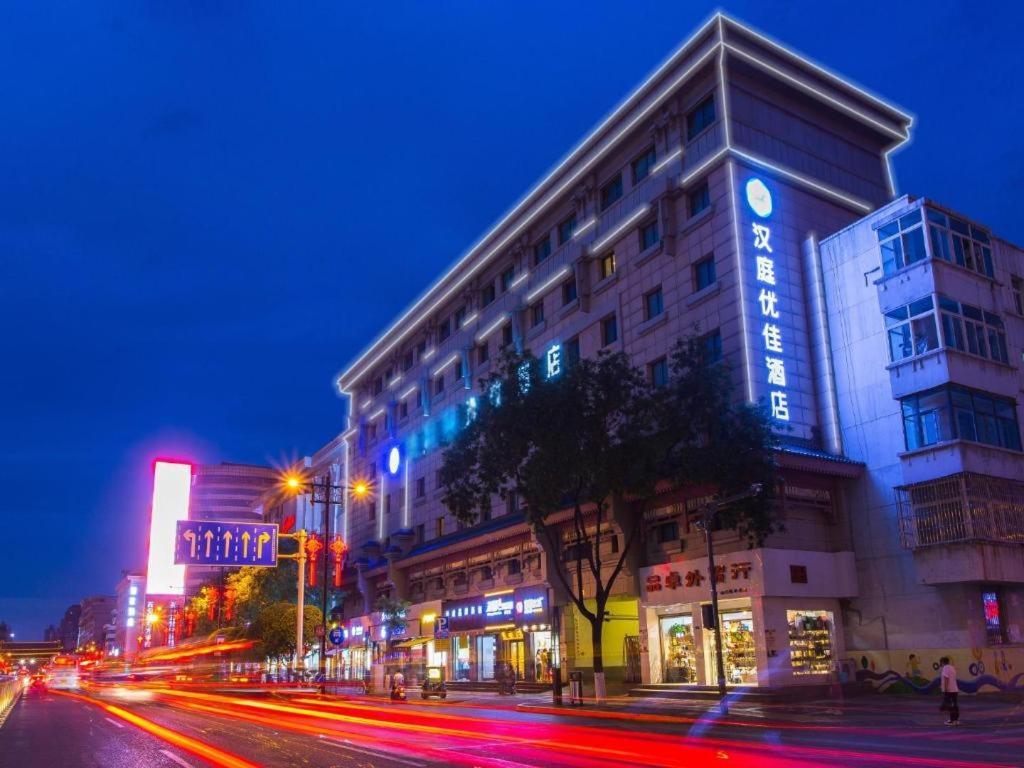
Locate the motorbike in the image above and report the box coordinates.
[390,679,407,701]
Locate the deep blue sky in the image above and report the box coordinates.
[1,2,1021,637]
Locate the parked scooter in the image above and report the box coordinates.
[390,672,407,702]
[421,666,447,699]
[496,662,517,696]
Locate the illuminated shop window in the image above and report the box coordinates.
[787,610,834,675]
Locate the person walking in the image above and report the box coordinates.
[940,656,960,726]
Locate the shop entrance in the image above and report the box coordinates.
[506,638,525,680]
[659,614,697,683]
[705,609,757,686]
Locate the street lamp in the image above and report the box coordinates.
[696,483,763,716]
[284,470,367,693]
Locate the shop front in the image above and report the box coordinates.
[337,617,371,681]
[389,601,444,686]
[442,586,555,684]
[638,548,856,688]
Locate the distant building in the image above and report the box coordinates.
[185,462,280,593]
[43,625,59,643]
[77,595,116,651]
[113,572,145,661]
[58,604,80,653]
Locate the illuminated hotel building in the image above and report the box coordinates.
[112,572,145,661]
[316,14,1022,693]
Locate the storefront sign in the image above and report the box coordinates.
[484,594,514,620]
[513,585,550,624]
[646,561,753,595]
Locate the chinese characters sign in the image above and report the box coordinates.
[645,561,754,596]
[746,178,789,422]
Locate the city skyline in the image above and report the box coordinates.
[2,1,1023,638]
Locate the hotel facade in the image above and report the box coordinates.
[291,15,1024,694]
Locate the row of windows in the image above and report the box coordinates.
[879,207,995,279]
[901,385,1021,452]
[367,95,720,403]
[884,294,1009,365]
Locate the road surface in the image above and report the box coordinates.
[2,682,1022,767]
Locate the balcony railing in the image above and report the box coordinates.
[896,472,1024,549]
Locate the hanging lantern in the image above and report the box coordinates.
[306,535,324,587]
[330,536,348,588]
[206,587,218,623]
[224,587,237,622]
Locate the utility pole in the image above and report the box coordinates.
[317,475,332,691]
[699,483,763,717]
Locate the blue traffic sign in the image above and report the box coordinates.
[328,627,345,645]
[174,520,279,567]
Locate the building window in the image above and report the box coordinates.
[456,356,467,380]
[649,357,669,388]
[530,301,545,328]
[435,375,445,395]
[565,337,581,367]
[885,296,939,361]
[938,296,1009,364]
[657,520,679,544]
[878,210,927,276]
[599,252,616,280]
[502,323,514,348]
[1012,276,1023,315]
[372,377,383,395]
[926,208,994,278]
[600,173,623,211]
[416,339,427,359]
[436,517,444,538]
[415,477,426,499]
[983,590,1005,645]
[367,422,378,442]
[562,276,578,305]
[500,264,515,293]
[558,215,577,244]
[534,236,552,265]
[632,146,657,184]
[477,342,489,364]
[454,306,467,329]
[399,401,409,419]
[601,314,618,346]
[694,255,716,291]
[901,385,1022,452]
[369,498,376,521]
[640,220,660,250]
[506,559,521,575]
[438,316,452,341]
[644,286,664,320]
[403,350,414,372]
[689,181,710,217]
[701,329,722,364]
[384,367,394,384]
[481,283,496,307]
[415,524,425,545]
[385,493,391,515]
[686,94,716,140]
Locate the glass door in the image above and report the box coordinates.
[705,609,758,686]
[659,615,697,683]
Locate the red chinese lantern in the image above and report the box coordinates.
[223,587,236,622]
[305,535,324,587]
[330,536,348,588]
[206,587,219,622]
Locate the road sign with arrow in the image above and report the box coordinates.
[174,520,279,567]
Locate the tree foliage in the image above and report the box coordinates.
[374,595,410,640]
[439,336,779,679]
[250,603,322,662]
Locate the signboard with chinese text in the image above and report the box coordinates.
[174,520,279,567]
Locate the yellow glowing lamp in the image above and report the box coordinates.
[352,481,369,498]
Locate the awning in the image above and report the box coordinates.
[392,636,432,650]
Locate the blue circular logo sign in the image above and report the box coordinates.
[745,178,772,218]
[387,445,401,475]
[328,627,345,645]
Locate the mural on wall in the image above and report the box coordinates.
[848,647,1023,694]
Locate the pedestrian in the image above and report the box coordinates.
[940,656,960,726]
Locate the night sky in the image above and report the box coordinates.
[1,1,1021,638]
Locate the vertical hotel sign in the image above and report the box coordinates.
[146,460,192,596]
[744,178,789,423]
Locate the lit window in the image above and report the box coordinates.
[129,585,138,596]
[938,295,1009,364]
[128,596,136,607]
[983,590,1005,645]
[127,606,136,618]
[686,94,716,140]
[126,618,135,628]
[599,252,616,280]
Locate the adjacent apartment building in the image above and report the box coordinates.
[293,14,1022,694]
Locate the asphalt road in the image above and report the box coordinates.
[2,684,1023,768]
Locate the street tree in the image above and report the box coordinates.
[659,336,780,544]
[250,602,322,664]
[440,350,669,701]
[374,595,410,641]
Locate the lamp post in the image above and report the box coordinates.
[697,483,763,717]
[277,529,308,677]
[285,470,366,694]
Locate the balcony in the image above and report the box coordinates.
[896,472,1024,584]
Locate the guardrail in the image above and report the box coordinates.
[0,678,22,719]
